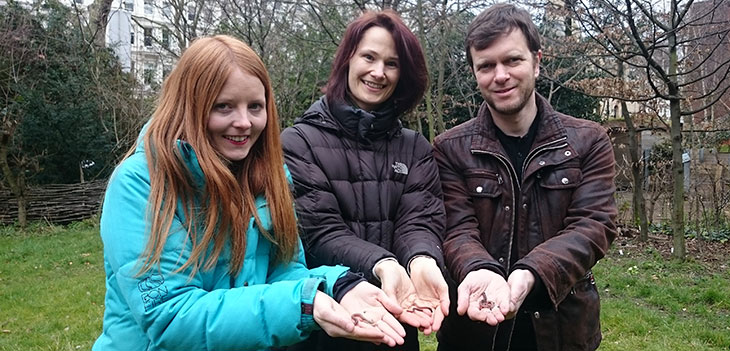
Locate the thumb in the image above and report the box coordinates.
[438,284,450,316]
[456,282,470,316]
[377,290,404,315]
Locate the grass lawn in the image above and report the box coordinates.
[1,221,728,350]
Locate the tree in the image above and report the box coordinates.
[562,0,730,259]
[0,0,45,227]
[0,0,147,225]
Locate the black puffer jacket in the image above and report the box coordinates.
[281,97,446,283]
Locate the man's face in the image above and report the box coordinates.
[470,29,541,120]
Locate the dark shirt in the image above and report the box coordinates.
[494,114,540,182]
[494,114,541,350]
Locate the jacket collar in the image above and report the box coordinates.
[470,93,568,155]
[296,96,402,141]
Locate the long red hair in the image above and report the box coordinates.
[136,35,297,277]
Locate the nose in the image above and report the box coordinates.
[370,61,385,79]
[494,64,509,83]
[232,108,252,129]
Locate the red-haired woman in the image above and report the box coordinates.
[93,35,408,351]
[282,11,449,351]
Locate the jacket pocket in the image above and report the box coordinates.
[536,166,582,240]
[464,169,502,198]
[538,167,582,189]
[530,274,601,351]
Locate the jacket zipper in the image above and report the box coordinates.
[470,150,517,268]
[469,137,568,272]
[521,137,569,178]
[471,136,570,350]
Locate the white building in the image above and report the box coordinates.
[106,0,184,91]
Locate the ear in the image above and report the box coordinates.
[534,50,542,78]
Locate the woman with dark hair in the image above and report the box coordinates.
[93,35,408,351]
[282,10,449,351]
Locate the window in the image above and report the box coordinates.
[187,4,195,21]
[162,29,170,48]
[144,62,156,85]
[163,65,172,78]
[144,27,153,47]
[130,30,135,44]
[123,0,133,11]
[144,0,154,15]
[162,2,171,17]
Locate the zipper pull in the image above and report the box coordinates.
[497,174,503,184]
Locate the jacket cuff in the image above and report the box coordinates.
[458,259,506,283]
[333,271,366,302]
[300,277,325,332]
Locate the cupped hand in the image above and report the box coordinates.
[314,291,376,339]
[506,269,535,319]
[456,269,510,326]
[339,281,406,347]
[374,259,432,329]
[409,256,450,334]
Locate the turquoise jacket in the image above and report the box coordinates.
[93,134,349,351]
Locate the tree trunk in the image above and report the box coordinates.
[89,0,114,48]
[416,0,432,141]
[621,101,648,240]
[668,31,685,259]
[0,132,28,227]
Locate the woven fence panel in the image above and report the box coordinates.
[0,180,107,225]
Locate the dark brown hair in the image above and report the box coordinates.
[325,10,428,115]
[465,3,541,67]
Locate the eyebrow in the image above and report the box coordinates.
[359,48,399,61]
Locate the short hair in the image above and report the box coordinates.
[325,10,428,115]
[465,3,541,67]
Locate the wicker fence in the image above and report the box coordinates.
[0,180,106,225]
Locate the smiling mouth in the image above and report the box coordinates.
[224,135,249,145]
[362,80,386,89]
[494,87,514,94]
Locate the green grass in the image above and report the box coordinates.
[0,220,105,351]
[594,246,730,351]
[1,222,728,350]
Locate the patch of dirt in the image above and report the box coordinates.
[613,226,730,270]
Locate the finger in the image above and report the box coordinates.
[466,301,487,323]
[382,311,407,337]
[421,325,434,335]
[350,323,387,342]
[376,290,404,316]
[456,283,470,315]
[410,307,433,320]
[395,310,427,328]
[374,319,404,346]
[484,310,499,326]
[504,301,517,320]
[430,306,445,333]
[314,297,355,334]
[439,290,451,317]
[490,305,506,324]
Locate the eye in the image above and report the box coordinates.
[212,103,231,112]
[386,60,399,68]
[479,63,494,72]
[249,102,264,111]
[363,54,375,61]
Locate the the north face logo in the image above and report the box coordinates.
[392,161,408,175]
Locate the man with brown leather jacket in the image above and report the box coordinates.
[433,4,617,350]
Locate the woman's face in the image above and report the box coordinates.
[347,26,400,111]
[207,68,267,161]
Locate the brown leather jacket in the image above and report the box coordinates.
[433,94,617,351]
